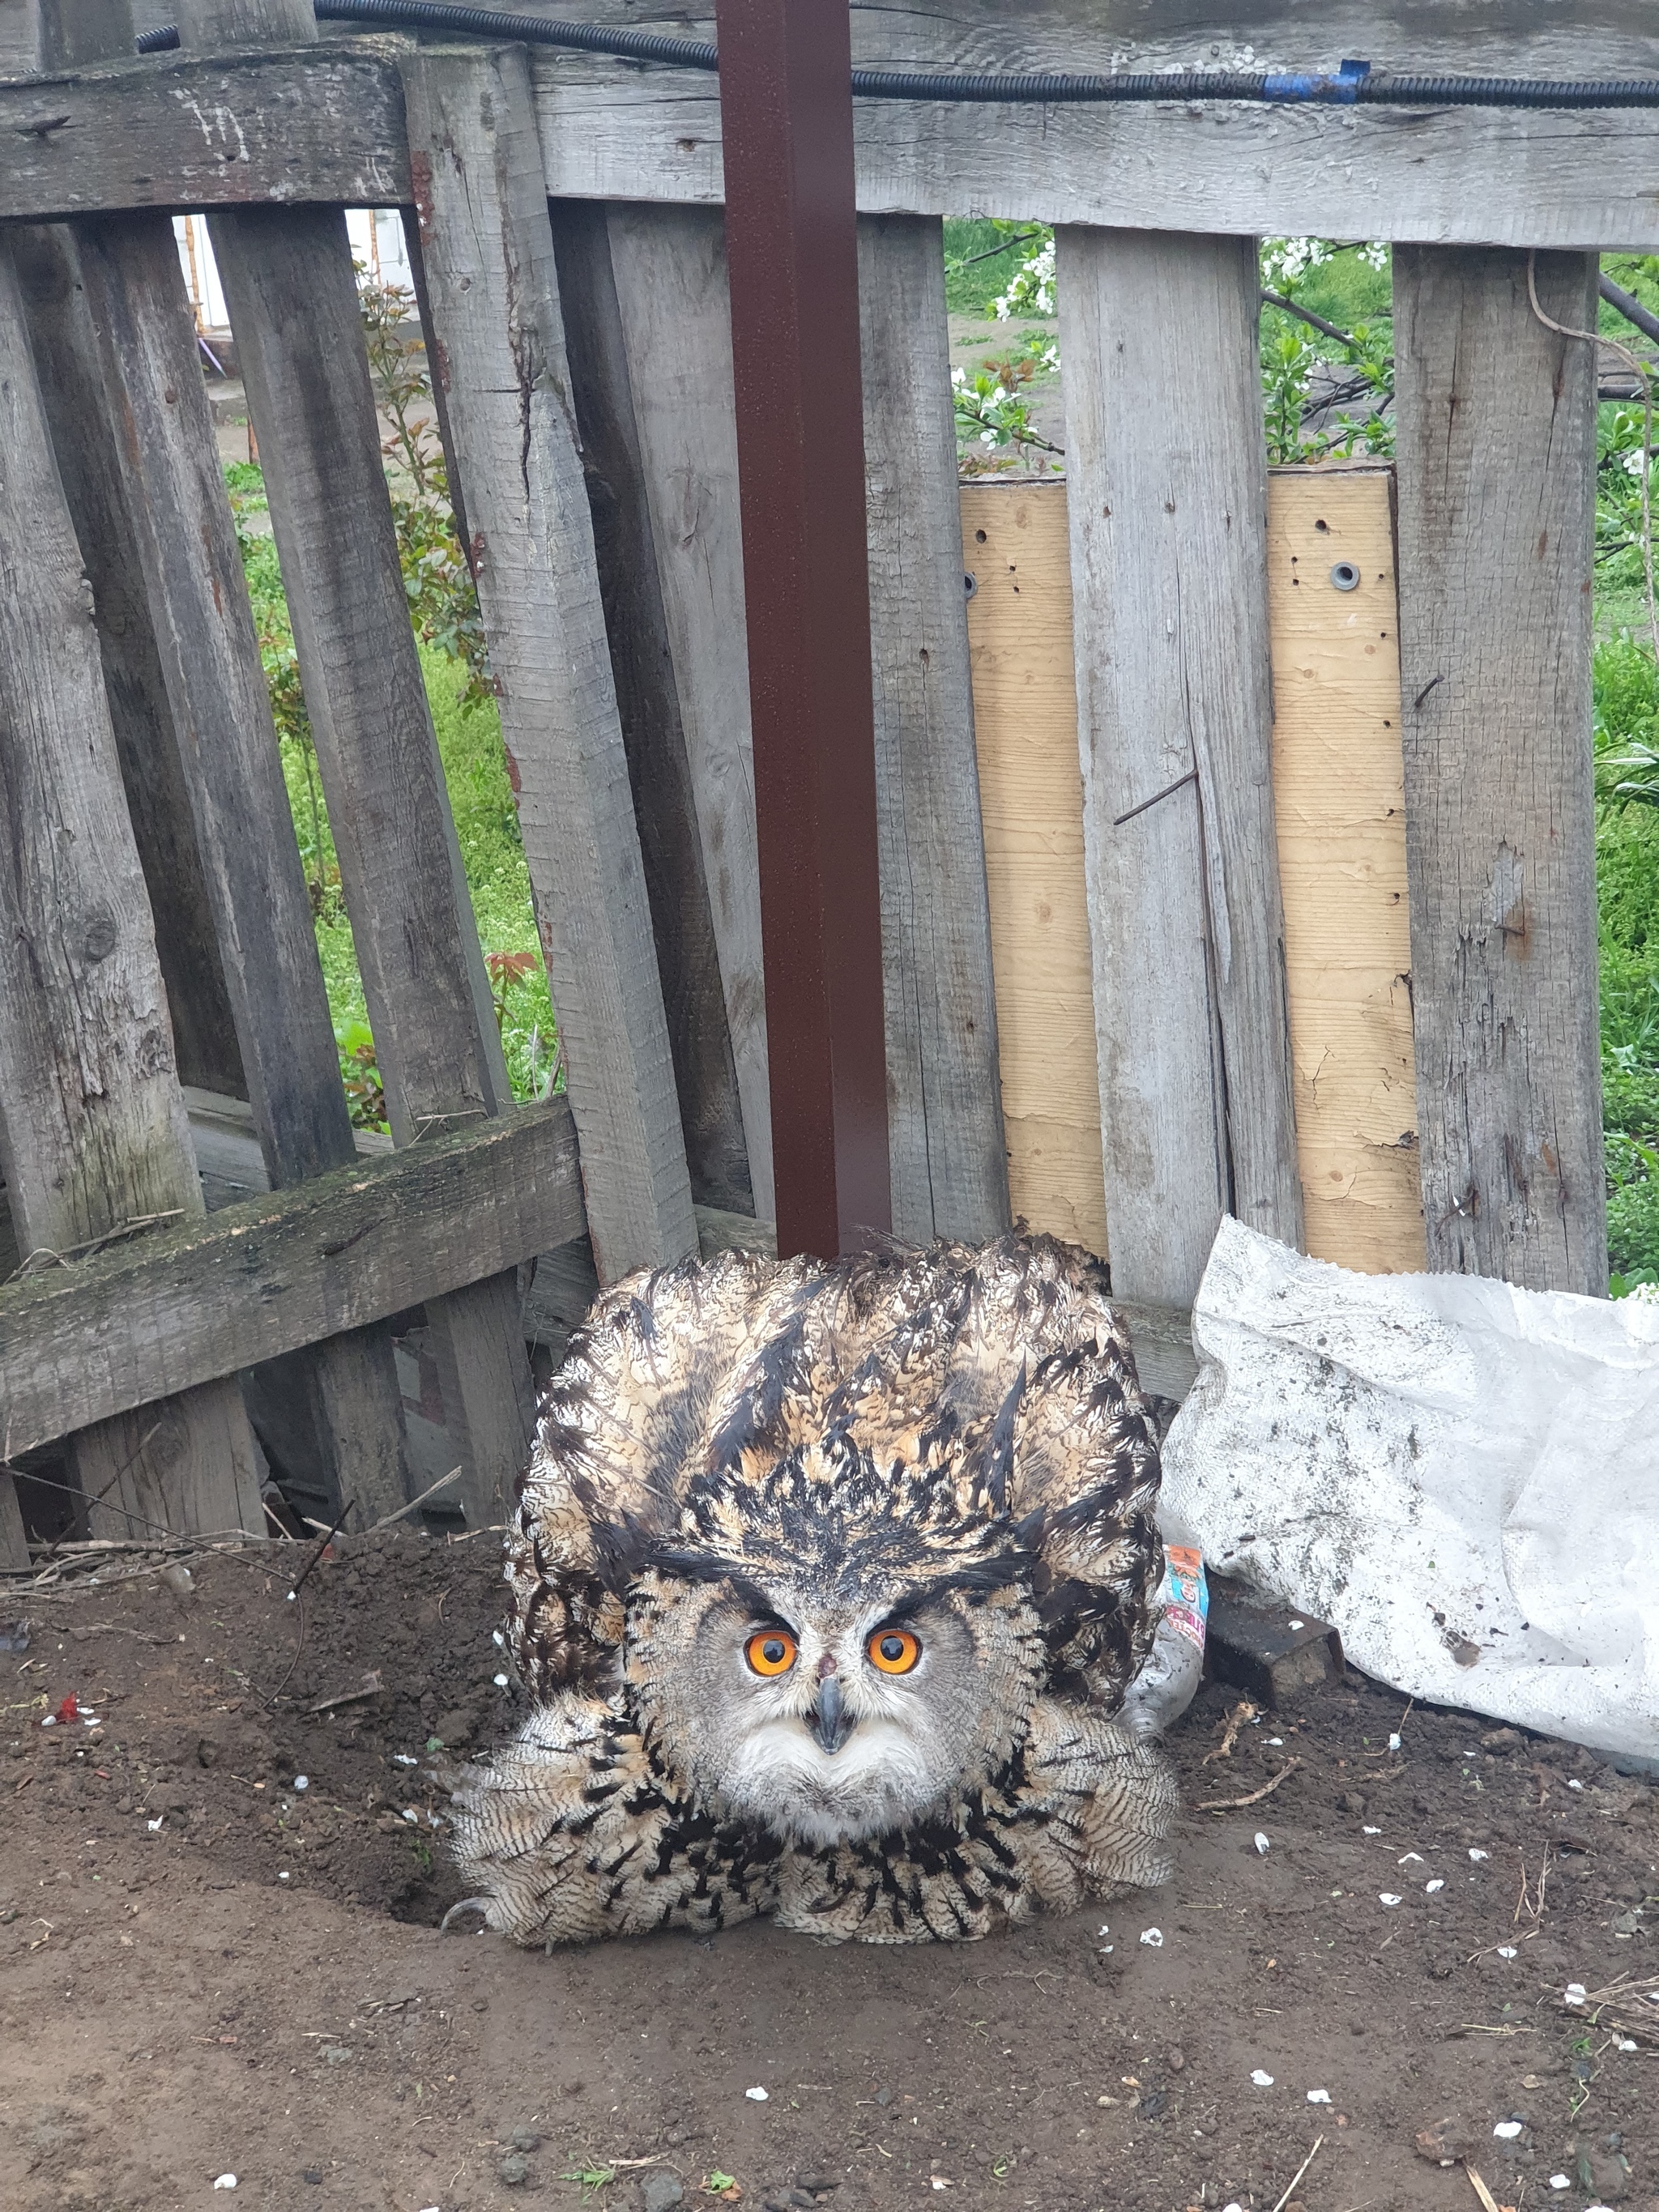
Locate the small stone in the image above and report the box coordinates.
[1337,1791,1366,1815]
[1481,1727,1524,1754]
[1166,2048,1186,2073]
[1589,2151,1631,2202]
[498,2152,531,2187]
[1137,2091,1168,2120]
[561,2081,586,2097]
[318,2045,352,2067]
[507,2128,540,2151]
[433,1707,474,1748]
[160,1564,194,1597]
[875,2088,893,2107]
[795,2175,839,2193]
[471,1997,489,2013]
[301,2172,323,2187]
[1415,2116,1473,2165]
[640,2172,684,2212]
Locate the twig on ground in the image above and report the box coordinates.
[307,1669,385,1716]
[1196,1760,1302,1813]
[1269,2137,1324,2212]
[287,1501,355,1601]
[1202,1699,1259,1764]
[1462,2162,1504,2212]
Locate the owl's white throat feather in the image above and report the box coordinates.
[723,1714,942,1848]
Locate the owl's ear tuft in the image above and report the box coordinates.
[580,1504,659,1591]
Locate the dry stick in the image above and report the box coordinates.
[365,1467,463,1533]
[1529,248,1659,673]
[1269,2136,1324,2212]
[286,1500,355,1601]
[1463,2162,1503,2212]
[1196,1759,1302,1813]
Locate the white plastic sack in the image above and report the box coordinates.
[1160,1217,1659,1765]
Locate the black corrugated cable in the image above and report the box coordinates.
[132,2,1659,108]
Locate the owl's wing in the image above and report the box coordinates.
[510,1247,823,1693]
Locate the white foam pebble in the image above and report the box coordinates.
[1250,2070,1274,2088]
[493,1673,510,1688]
[1265,1737,1284,1746]
[1493,2121,1524,2139]
[1378,1893,1402,1907]
[212,2176,237,2190]
[292,1775,309,1792]
[1568,1778,1584,1791]
[744,2086,769,2102]
[1550,2177,1571,2191]
[1426,1880,1445,1894]
[1388,1733,1402,1751]
[1619,2038,1639,2052]
[394,1754,418,1767]
[1288,1620,1304,1630]
[401,1809,419,1825]
[277,1871,290,1882]
[1469,1848,1489,1861]
[1496,1946,1517,1959]
[146,1818,164,1833]
[493,1629,505,1647]
[1307,2089,1331,2104]
[1565,1984,1588,2006]
[1363,1825,1382,1835]
[1398,1852,1424,1865]
[1098,1924,1111,1937]
[1254,1833,1270,1855]
[1140,1928,1164,1947]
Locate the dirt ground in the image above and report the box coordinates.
[2,1530,1655,2212]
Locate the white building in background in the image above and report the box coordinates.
[173,208,414,343]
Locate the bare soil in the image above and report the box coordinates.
[3,1532,1655,2212]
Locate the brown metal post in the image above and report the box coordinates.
[712,0,892,1260]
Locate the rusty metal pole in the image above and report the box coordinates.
[713,0,892,1260]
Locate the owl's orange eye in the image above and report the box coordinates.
[867,1627,922,1675]
[744,1630,798,1677]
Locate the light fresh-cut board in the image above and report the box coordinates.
[960,484,1108,1260]
[1265,466,1426,1274]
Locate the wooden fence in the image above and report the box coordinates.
[0,0,1631,1564]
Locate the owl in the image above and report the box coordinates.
[449,1231,1177,1945]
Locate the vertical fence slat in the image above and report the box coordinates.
[73,211,411,1524]
[1393,245,1605,1293]
[548,198,755,1217]
[1056,225,1303,1306]
[11,223,246,1102]
[603,202,775,1225]
[403,41,698,1285]
[858,212,1010,1247]
[203,196,535,1522]
[0,237,261,1554]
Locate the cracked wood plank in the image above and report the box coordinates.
[1057,225,1301,1306]
[0,232,261,1550]
[1393,245,1605,1292]
[403,40,697,1285]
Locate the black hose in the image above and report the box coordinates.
[134,2,1659,109]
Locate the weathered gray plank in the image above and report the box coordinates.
[603,201,774,1224]
[10,224,245,1099]
[175,0,315,41]
[0,52,410,222]
[11,35,1659,249]
[185,0,532,1511]
[526,53,1659,254]
[402,40,697,1285]
[1393,245,1606,1294]
[0,232,261,1545]
[33,0,135,70]
[1056,224,1302,1307]
[858,211,1009,1247]
[0,1098,585,1459]
[548,196,753,1217]
[73,207,412,1522]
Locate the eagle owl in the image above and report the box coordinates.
[450,1231,1176,1945]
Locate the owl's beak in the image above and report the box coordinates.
[808,1673,853,1754]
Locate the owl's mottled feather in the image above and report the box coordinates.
[450,1233,1176,1945]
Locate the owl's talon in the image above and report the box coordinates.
[439,1894,492,1933]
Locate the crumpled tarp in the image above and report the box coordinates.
[1159,1217,1659,1766]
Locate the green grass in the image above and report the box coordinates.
[942,218,1044,318]
[1596,632,1659,1283]
[227,462,555,1128]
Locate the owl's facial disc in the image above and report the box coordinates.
[626,1567,1043,1850]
